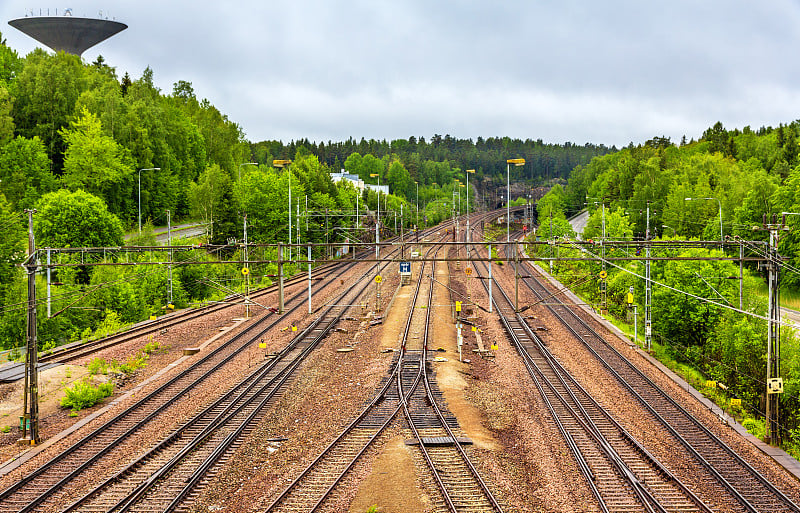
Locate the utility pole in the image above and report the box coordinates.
[21,209,40,445]
[278,242,285,314]
[645,205,652,351]
[549,210,553,274]
[488,243,493,313]
[46,248,51,318]
[243,213,250,318]
[601,203,607,313]
[757,214,789,445]
[167,210,173,306]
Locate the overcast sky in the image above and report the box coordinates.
[2,1,800,148]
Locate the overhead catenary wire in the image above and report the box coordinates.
[560,240,796,329]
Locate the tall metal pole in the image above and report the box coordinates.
[243,213,250,318]
[307,244,312,314]
[278,242,284,314]
[760,214,786,445]
[297,201,301,259]
[601,203,607,312]
[645,205,652,351]
[22,209,39,444]
[506,162,510,242]
[466,169,474,251]
[514,241,519,312]
[46,248,51,318]
[167,209,173,306]
[488,243,493,313]
[288,171,292,261]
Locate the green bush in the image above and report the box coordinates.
[111,353,147,375]
[87,357,108,375]
[741,417,766,439]
[143,340,162,356]
[60,379,114,413]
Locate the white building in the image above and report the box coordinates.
[330,170,389,195]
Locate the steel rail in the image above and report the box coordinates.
[398,245,503,512]
[3,260,364,513]
[63,303,334,512]
[475,246,710,512]
[464,229,704,513]
[0,250,399,513]
[263,237,445,512]
[518,257,800,512]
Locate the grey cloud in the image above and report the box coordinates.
[2,0,800,147]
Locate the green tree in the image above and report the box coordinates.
[0,31,21,85]
[0,136,56,210]
[12,49,87,169]
[0,84,13,146]
[652,249,738,352]
[60,107,134,213]
[583,207,633,241]
[234,168,303,243]
[188,163,230,239]
[0,192,24,293]
[386,160,413,199]
[35,189,124,248]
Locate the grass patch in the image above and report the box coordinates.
[87,357,109,375]
[752,281,800,311]
[60,379,114,415]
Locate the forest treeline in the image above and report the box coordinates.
[253,134,613,187]
[536,123,800,451]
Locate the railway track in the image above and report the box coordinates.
[0,220,456,513]
[516,258,800,513]
[59,255,383,513]
[468,241,711,513]
[266,232,502,512]
[0,251,392,513]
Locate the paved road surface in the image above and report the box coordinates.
[568,210,590,239]
[125,223,209,243]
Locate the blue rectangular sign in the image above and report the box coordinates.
[399,261,411,274]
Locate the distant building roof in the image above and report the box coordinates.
[8,15,127,56]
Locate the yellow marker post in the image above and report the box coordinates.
[292,325,297,332]
[731,398,742,407]
[706,380,717,389]
[490,343,498,351]
[258,342,267,349]
[455,301,462,312]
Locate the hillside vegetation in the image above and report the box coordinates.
[537,125,800,453]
